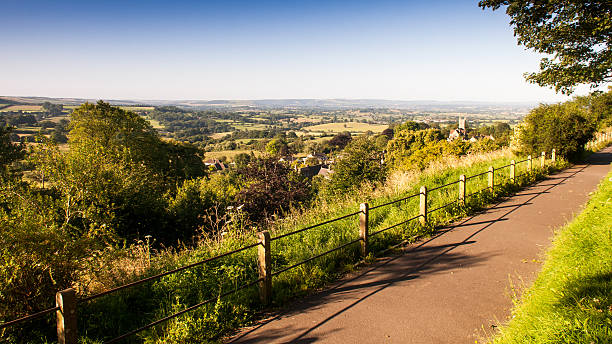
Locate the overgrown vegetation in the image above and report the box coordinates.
[0,88,609,342]
[492,167,612,344]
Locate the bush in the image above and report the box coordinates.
[0,182,101,340]
[325,136,386,194]
[513,102,596,160]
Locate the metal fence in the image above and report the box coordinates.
[0,149,558,343]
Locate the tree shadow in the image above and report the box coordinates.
[557,271,612,310]
[227,149,612,343]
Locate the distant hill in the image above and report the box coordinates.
[0,96,536,114]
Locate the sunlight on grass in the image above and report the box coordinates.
[492,167,612,344]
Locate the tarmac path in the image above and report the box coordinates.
[228,146,612,344]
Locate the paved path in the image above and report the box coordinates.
[229,147,612,344]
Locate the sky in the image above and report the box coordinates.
[0,0,600,103]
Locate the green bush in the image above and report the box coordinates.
[325,136,386,194]
[513,89,612,161]
[513,102,595,161]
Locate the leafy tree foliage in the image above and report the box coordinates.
[393,121,429,133]
[0,180,98,329]
[42,101,64,115]
[513,100,596,160]
[167,173,242,238]
[326,136,386,194]
[386,128,445,167]
[479,0,612,94]
[28,102,206,240]
[235,157,311,223]
[328,132,352,150]
[0,126,25,177]
[70,101,206,183]
[385,127,490,170]
[381,127,394,139]
[265,136,289,156]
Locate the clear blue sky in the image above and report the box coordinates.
[0,0,594,102]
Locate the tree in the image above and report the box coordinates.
[394,121,429,133]
[69,101,205,183]
[513,100,596,160]
[42,101,64,116]
[0,126,25,177]
[328,132,352,150]
[479,0,612,94]
[326,136,386,194]
[265,137,289,156]
[235,157,311,223]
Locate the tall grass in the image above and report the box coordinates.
[9,148,566,343]
[491,166,612,344]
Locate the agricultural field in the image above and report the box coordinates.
[141,115,164,129]
[0,105,43,112]
[119,106,155,112]
[302,122,388,134]
[204,149,262,160]
[45,115,70,123]
[209,132,233,139]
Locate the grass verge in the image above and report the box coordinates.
[491,165,612,344]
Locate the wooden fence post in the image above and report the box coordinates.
[359,203,369,258]
[419,186,427,226]
[458,174,466,206]
[510,160,515,183]
[527,155,532,172]
[551,149,556,162]
[257,231,271,305]
[56,288,77,344]
[488,166,494,191]
[540,151,546,168]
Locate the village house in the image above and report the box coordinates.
[203,158,227,171]
[448,116,467,141]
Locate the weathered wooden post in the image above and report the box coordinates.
[551,149,556,162]
[359,203,369,258]
[257,231,272,305]
[56,288,77,344]
[458,174,466,206]
[419,186,427,226]
[540,151,546,168]
[527,155,532,172]
[510,160,516,183]
[488,166,494,191]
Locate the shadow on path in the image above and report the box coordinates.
[229,158,596,343]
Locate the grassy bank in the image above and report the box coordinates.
[492,166,612,344]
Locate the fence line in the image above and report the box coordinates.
[1,149,561,343]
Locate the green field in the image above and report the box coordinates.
[141,115,164,129]
[302,122,388,134]
[492,167,612,344]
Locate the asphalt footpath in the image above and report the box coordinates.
[228,146,612,344]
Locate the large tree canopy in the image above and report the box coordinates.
[479,0,611,94]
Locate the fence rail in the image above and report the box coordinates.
[1,149,560,344]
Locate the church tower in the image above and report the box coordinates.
[458,116,466,130]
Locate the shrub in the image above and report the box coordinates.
[513,102,595,160]
[325,136,386,194]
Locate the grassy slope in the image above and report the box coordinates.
[8,149,562,343]
[76,149,561,343]
[492,167,612,344]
